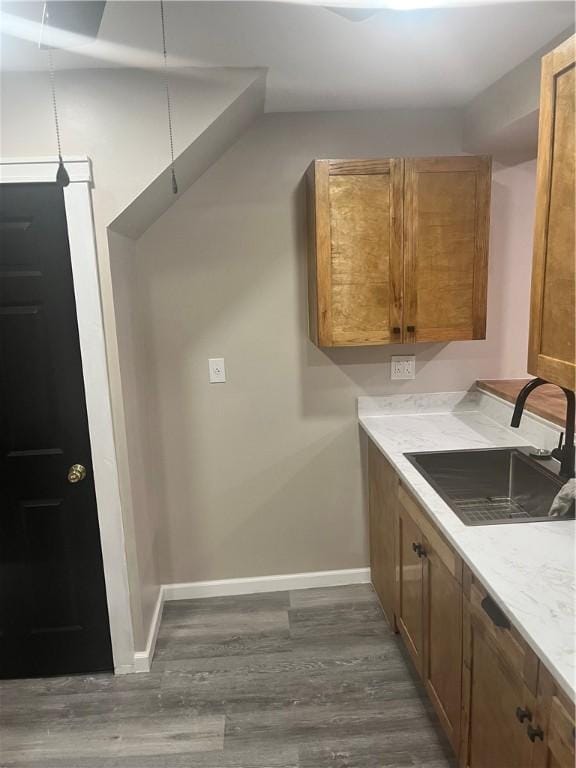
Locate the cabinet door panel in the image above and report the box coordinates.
[404,156,491,343]
[396,502,424,674]
[530,666,576,768]
[368,440,397,627]
[462,608,533,768]
[529,36,576,390]
[308,158,403,347]
[423,541,462,752]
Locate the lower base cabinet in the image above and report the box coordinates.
[396,484,463,753]
[367,436,575,767]
[530,667,576,768]
[396,499,424,673]
[368,442,397,627]
[460,577,537,768]
[423,541,462,753]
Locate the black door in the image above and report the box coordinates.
[0,183,113,678]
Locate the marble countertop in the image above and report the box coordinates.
[358,390,575,701]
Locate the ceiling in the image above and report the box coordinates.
[1,1,573,111]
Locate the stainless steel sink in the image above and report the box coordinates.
[404,447,575,526]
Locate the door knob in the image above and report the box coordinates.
[67,464,87,484]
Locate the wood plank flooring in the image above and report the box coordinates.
[0,584,455,767]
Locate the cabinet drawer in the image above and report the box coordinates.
[467,575,539,693]
[398,484,461,582]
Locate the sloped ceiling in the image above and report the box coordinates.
[1,1,574,111]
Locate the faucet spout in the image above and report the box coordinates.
[510,378,575,479]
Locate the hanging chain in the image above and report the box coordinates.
[160,0,178,194]
[47,46,69,186]
[48,48,63,161]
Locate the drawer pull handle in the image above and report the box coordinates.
[526,724,544,743]
[515,707,532,724]
[480,595,511,629]
[392,326,401,334]
[407,325,415,333]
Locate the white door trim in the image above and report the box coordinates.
[0,156,136,673]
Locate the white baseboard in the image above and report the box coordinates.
[116,568,371,673]
[162,567,371,602]
[116,587,164,675]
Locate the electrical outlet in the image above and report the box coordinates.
[208,358,226,383]
[391,355,415,380]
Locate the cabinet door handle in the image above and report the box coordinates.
[515,707,532,724]
[406,325,415,333]
[480,595,511,629]
[392,326,401,334]
[411,542,426,558]
[526,724,544,743]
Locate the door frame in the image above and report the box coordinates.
[0,156,136,673]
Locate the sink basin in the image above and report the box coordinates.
[404,447,575,526]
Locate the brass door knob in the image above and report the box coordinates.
[67,464,87,484]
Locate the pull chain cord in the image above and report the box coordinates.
[160,0,178,194]
[48,47,70,187]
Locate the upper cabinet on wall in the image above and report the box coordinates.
[528,35,576,391]
[306,155,491,348]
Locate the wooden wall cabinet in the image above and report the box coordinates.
[528,35,576,391]
[307,156,491,347]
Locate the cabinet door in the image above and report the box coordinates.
[535,698,576,768]
[423,539,462,754]
[404,156,491,343]
[395,501,424,675]
[528,35,576,390]
[307,159,404,347]
[530,666,576,768]
[461,596,534,768]
[368,440,397,627]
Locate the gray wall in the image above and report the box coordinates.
[0,66,261,649]
[136,110,536,584]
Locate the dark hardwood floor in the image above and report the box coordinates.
[0,584,455,767]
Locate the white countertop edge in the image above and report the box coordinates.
[358,395,575,702]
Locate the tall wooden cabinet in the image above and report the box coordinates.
[307,155,491,347]
[528,35,576,391]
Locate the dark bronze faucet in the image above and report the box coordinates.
[510,378,575,479]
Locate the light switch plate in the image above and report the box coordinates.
[391,355,415,380]
[208,357,226,383]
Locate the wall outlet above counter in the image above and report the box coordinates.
[391,355,416,380]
